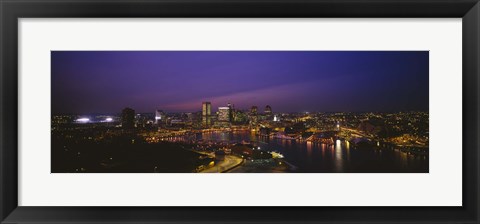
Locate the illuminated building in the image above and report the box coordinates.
[249,106,258,127]
[263,105,273,121]
[121,107,135,129]
[234,110,248,124]
[155,110,166,125]
[218,106,230,122]
[250,106,257,115]
[265,105,272,114]
[202,102,211,127]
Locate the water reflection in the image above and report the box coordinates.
[334,140,343,172]
[345,140,350,161]
[172,131,428,173]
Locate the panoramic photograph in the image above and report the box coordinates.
[51,51,429,173]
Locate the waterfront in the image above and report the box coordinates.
[166,131,429,173]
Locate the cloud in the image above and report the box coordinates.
[160,81,330,112]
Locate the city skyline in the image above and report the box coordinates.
[51,51,429,173]
[52,51,429,114]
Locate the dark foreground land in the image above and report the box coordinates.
[52,136,210,173]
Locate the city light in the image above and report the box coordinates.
[53,103,428,173]
[51,51,429,173]
[336,139,341,149]
[75,118,90,123]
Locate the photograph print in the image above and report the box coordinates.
[51,51,429,173]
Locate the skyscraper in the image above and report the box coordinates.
[273,115,280,122]
[202,102,212,127]
[121,107,135,129]
[218,107,230,122]
[155,110,166,125]
[249,105,259,128]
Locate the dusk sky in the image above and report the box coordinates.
[51,51,428,114]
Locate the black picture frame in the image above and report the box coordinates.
[1,0,479,223]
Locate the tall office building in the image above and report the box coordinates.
[273,115,280,122]
[121,107,135,129]
[155,110,166,125]
[249,105,259,127]
[202,102,212,127]
[218,107,231,122]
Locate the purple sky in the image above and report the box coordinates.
[51,51,428,114]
